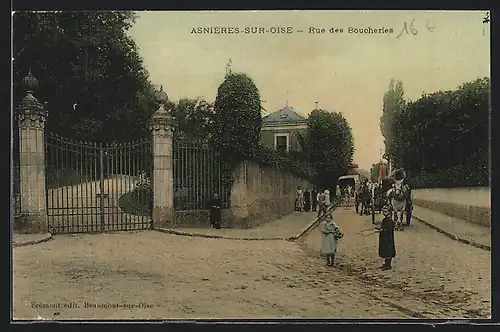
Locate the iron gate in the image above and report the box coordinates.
[173,138,229,210]
[45,134,153,234]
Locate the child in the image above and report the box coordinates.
[319,212,344,267]
[377,205,396,270]
[317,190,327,217]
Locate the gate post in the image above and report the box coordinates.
[15,70,48,233]
[150,87,175,228]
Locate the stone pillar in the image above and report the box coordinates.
[150,87,175,228]
[15,70,48,233]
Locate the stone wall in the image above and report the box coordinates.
[412,187,490,227]
[173,160,312,228]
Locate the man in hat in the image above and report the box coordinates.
[377,205,396,270]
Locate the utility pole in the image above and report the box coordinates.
[315,101,319,110]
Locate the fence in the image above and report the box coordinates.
[45,134,153,234]
[14,71,231,234]
[173,138,229,210]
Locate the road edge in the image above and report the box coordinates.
[156,201,339,241]
[287,201,339,241]
[13,233,52,247]
[412,215,490,251]
[156,228,287,241]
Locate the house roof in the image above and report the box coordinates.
[262,106,307,125]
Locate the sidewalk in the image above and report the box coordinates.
[157,210,321,240]
[412,205,490,250]
[13,233,52,247]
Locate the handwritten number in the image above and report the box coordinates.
[396,18,418,39]
[426,20,436,32]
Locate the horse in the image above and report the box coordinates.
[386,179,410,231]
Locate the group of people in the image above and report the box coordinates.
[295,186,332,217]
[336,184,354,207]
[319,169,412,270]
[319,203,396,270]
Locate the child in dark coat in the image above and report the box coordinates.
[377,205,396,270]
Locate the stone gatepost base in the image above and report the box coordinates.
[152,207,175,229]
[13,213,48,234]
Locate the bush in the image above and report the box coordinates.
[118,184,152,216]
[212,72,262,187]
[45,168,90,189]
[251,145,313,181]
[411,150,489,188]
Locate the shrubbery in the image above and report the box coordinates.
[250,145,312,180]
[381,77,490,188]
[118,183,152,216]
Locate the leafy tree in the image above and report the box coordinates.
[380,79,405,165]
[171,98,215,140]
[212,70,262,185]
[387,77,490,188]
[370,163,381,181]
[303,109,355,189]
[13,11,156,143]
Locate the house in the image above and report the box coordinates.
[260,104,308,153]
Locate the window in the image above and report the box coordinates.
[274,133,290,152]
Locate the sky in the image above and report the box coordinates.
[128,10,490,170]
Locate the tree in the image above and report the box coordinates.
[13,11,156,143]
[370,163,381,181]
[380,79,405,164]
[171,98,215,140]
[212,71,262,184]
[303,109,355,189]
[387,77,490,188]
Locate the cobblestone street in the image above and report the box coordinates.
[13,207,490,320]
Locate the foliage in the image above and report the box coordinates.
[212,71,262,185]
[301,109,355,189]
[171,98,215,141]
[370,163,381,181]
[380,79,405,163]
[250,145,312,180]
[45,168,92,190]
[13,11,156,143]
[118,184,152,216]
[386,77,490,188]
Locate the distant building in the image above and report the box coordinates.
[260,104,308,153]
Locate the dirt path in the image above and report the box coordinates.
[14,231,419,320]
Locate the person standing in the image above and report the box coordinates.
[311,187,318,212]
[295,185,304,211]
[208,192,222,229]
[304,188,311,212]
[319,212,344,267]
[324,188,331,207]
[335,185,341,199]
[317,190,327,217]
[377,205,396,270]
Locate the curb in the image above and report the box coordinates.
[412,215,490,251]
[156,201,339,242]
[287,203,339,241]
[156,228,287,241]
[13,233,52,247]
